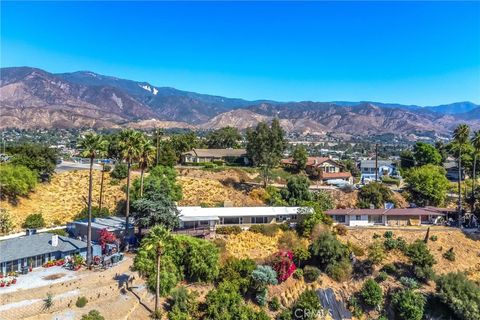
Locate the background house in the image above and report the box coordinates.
[282,157,353,184]
[68,216,134,243]
[444,158,465,181]
[0,233,88,274]
[359,160,398,183]
[181,148,248,165]
[177,206,303,229]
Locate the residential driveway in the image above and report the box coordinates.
[0,266,78,294]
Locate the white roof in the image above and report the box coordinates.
[177,206,302,222]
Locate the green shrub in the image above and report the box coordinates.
[249,224,281,236]
[0,164,37,202]
[277,310,292,320]
[436,272,480,320]
[399,276,420,289]
[293,268,304,280]
[269,296,281,311]
[368,241,386,265]
[376,272,388,283]
[76,296,88,308]
[406,240,436,282]
[218,258,256,295]
[383,231,394,239]
[442,248,456,261]
[216,226,242,235]
[203,162,216,169]
[391,289,426,320]
[325,260,352,282]
[255,289,268,306]
[110,162,128,179]
[292,290,322,320]
[303,266,321,282]
[168,286,199,320]
[396,237,408,252]
[23,213,45,229]
[348,296,363,318]
[360,278,383,308]
[81,310,105,320]
[383,238,398,251]
[381,263,397,275]
[429,235,438,241]
[251,265,278,290]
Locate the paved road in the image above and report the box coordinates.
[55,161,102,173]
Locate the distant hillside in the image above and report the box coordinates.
[1,66,478,137]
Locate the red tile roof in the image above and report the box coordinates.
[281,157,340,167]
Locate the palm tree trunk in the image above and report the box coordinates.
[87,157,94,267]
[155,247,161,315]
[458,150,463,219]
[124,161,131,251]
[98,163,105,210]
[472,154,477,213]
[140,167,145,198]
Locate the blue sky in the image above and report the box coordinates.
[1,1,479,105]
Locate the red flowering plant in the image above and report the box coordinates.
[98,228,118,254]
[271,250,296,282]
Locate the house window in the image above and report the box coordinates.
[333,215,346,223]
[355,215,362,221]
[223,217,240,225]
[252,216,268,224]
[368,215,383,224]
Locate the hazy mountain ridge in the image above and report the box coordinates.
[0,67,478,136]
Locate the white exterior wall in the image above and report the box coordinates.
[347,215,375,227]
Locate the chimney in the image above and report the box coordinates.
[51,234,59,247]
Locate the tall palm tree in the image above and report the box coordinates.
[138,138,156,198]
[117,129,144,250]
[77,132,108,266]
[142,225,171,317]
[453,124,471,217]
[471,130,480,211]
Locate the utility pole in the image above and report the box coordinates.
[375,143,379,182]
[155,128,162,166]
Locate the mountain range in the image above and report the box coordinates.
[1,66,479,138]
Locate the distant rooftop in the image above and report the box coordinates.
[178,206,303,222]
[72,216,134,231]
[182,148,246,158]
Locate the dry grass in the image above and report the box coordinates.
[339,227,480,281]
[1,170,125,230]
[223,230,282,261]
[178,177,263,207]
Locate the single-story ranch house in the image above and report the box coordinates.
[177,206,304,229]
[281,157,353,184]
[326,207,451,227]
[0,233,87,274]
[68,216,134,243]
[181,148,249,165]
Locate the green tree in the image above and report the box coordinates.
[357,182,395,209]
[309,231,350,271]
[246,119,286,186]
[406,240,436,282]
[391,289,426,320]
[471,131,480,212]
[140,225,171,315]
[110,162,128,180]
[206,127,242,149]
[282,176,312,205]
[413,142,442,166]
[170,132,202,159]
[435,272,480,320]
[400,150,415,170]
[404,165,449,206]
[452,124,471,215]
[341,159,361,178]
[218,258,256,295]
[117,129,144,249]
[435,141,448,164]
[22,213,46,229]
[158,141,178,167]
[0,164,37,203]
[292,145,308,172]
[296,204,328,237]
[132,165,182,202]
[168,286,199,320]
[360,278,383,308]
[131,189,180,234]
[78,132,108,266]
[367,241,386,265]
[10,143,58,181]
[137,138,156,197]
[81,310,105,320]
[311,190,335,211]
[263,186,288,206]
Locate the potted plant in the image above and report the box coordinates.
[12,278,17,284]
[0,281,5,287]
